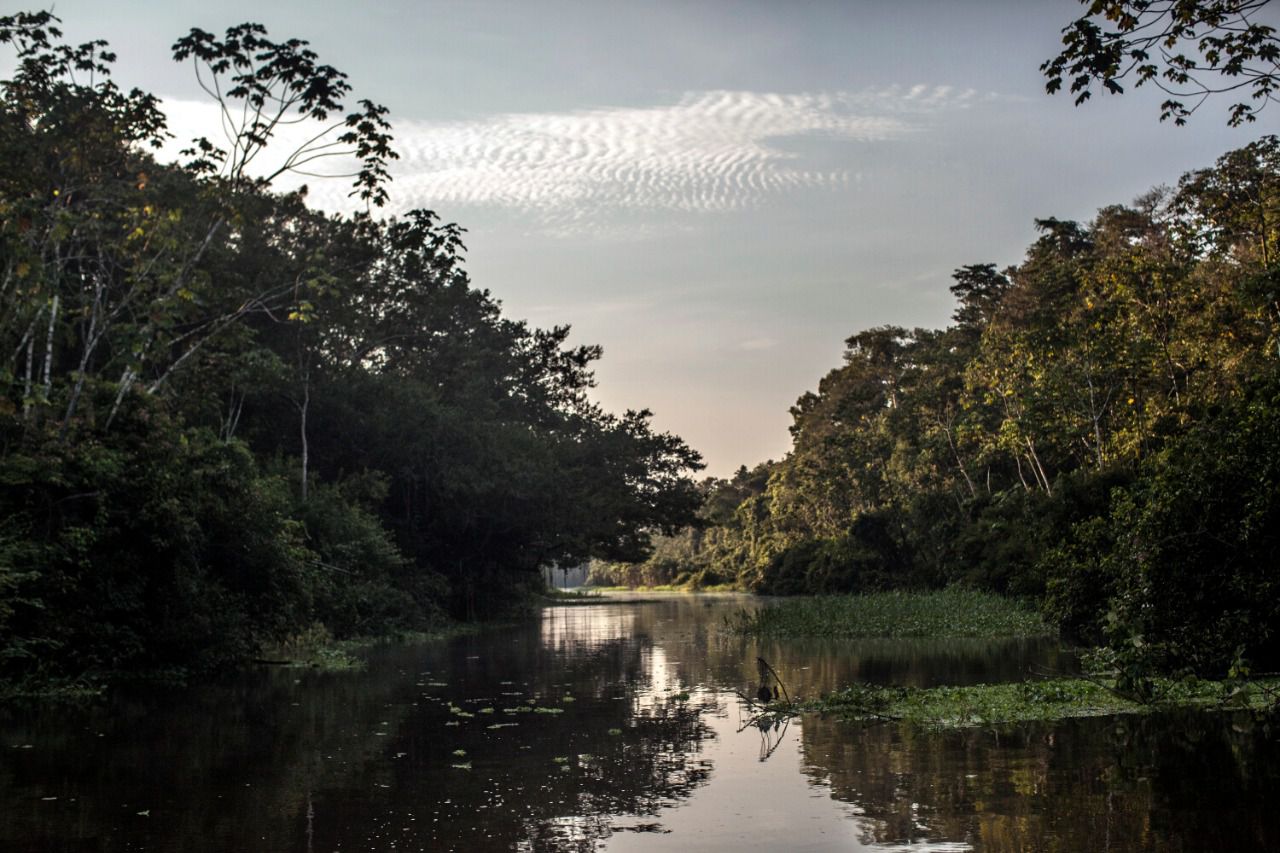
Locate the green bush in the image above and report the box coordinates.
[296,477,442,637]
[0,402,314,682]
[1103,375,1280,675]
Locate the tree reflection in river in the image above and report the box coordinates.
[800,708,1280,852]
[0,600,723,852]
[3,594,1277,852]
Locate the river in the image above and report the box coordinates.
[2,593,1277,851]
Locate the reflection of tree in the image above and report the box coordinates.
[800,710,1280,851]
[299,614,719,852]
[0,613,720,853]
[1,597,1138,852]
[752,636,1078,694]
[0,664,418,852]
[513,701,715,851]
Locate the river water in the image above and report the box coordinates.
[2,593,1277,851]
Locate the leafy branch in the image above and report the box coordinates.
[1043,0,1280,125]
[171,23,398,206]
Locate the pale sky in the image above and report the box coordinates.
[32,0,1270,475]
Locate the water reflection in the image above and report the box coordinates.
[0,594,1275,852]
[800,710,1280,852]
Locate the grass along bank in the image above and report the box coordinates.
[798,676,1280,728]
[586,583,741,593]
[726,588,1052,639]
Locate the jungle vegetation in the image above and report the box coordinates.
[0,12,703,691]
[4,7,1279,697]
[593,135,1280,682]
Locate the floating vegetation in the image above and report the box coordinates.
[533,707,564,715]
[607,728,622,736]
[452,749,467,757]
[450,762,471,770]
[804,676,1280,728]
[726,589,1052,639]
[478,707,496,714]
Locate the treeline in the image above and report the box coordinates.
[0,13,701,688]
[597,137,1280,678]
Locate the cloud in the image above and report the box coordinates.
[159,85,986,230]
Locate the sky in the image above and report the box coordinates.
[28,0,1272,476]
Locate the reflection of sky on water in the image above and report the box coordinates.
[540,604,638,652]
[535,599,979,851]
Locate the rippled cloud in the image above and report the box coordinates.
[161,85,988,230]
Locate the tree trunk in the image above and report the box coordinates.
[1025,437,1052,496]
[299,368,310,502]
[40,292,59,404]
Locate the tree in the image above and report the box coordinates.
[0,13,400,434]
[1,11,708,684]
[1043,0,1280,125]
[170,22,397,206]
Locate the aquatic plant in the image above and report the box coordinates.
[726,588,1052,639]
[804,676,1280,728]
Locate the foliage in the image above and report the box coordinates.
[292,476,439,639]
[725,589,1052,640]
[806,675,1280,727]
[0,404,313,682]
[1043,1,1280,125]
[633,136,1280,682]
[1103,370,1280,674]
[170,21,397,205]
[0,13,703,690]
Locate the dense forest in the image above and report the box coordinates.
[4,8,1279,695]
[0,13,703,689]
[593,137,1280,679]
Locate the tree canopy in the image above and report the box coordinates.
[0,12,702,687]
[598,135,1280,679]
[1043,0,1280,125]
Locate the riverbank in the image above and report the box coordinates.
[584,582,741,594]
[721,589,1280,726]
[726,588,1052,639]
[797,676,1280,727]
[0,587,680,702]
[0,622,479,703]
